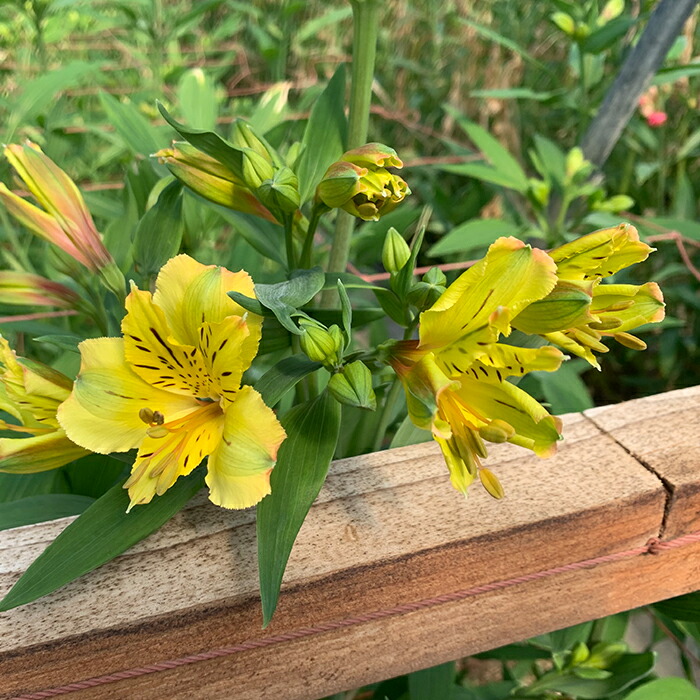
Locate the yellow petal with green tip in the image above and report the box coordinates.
[420,237,557,351]
[550,224,652,281]
[453,375,562,457]
[0,430,88,473]
[206,386,286,509]
[152,254,258,347]
[592,282,665,332]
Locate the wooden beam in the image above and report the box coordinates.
[1,387,698,699]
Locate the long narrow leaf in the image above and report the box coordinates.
[257,392,341,626]
[296,66,347,202]
[0,469,205,611]
[0,494,95,531]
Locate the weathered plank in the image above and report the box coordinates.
[586,385,700,538]
[0,388,696,700]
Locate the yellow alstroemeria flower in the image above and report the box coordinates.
[57,255,287,510]
[0,336,88,473]
[513,224,665,367]
[389,237,564,498]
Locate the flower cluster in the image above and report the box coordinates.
[388,227,663,499]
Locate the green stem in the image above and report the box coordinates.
[371,376,402,452]
[300,205,325,269]
[321,0,380,306]
[284,214,297,272]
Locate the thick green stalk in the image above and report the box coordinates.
[321,0,380,306]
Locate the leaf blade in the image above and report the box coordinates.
[257,392,341,625]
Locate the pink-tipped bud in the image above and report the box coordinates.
[0,271,79,309]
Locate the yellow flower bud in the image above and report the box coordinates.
[315,142,410,221]
[155,142,276,222]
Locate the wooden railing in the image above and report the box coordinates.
[1,386,699,700]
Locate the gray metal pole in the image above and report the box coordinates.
[581,0,698,168]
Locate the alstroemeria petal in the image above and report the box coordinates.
[399,353,458,432]
[420,237,557,351]
[467,343,565,379]
[542,331,603,369]
[0,430,88,473]
[592,282,665,332]
[152,254,257,346]
[454,375,562,457]
[513,280,595,334]
[206,386,286,509]
[122,285,213,399]
[124,403,225,509]
[0,184,92,268]
[550,224,652,281]
[200,315,260,403]
[58,338,199,453]
[434,435,476,496]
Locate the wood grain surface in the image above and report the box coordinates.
[0,387,698,700]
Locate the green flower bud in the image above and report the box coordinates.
[382,227,411,273]
[422,267,447,287]
[241,148,275,190]
[328,361,376,410]
[565,147,590,180]
[551,11,576,35]
[407,267,447,311]
[256,166,301,215]
[528,178,550,207]
[592,194,635,213]
[230,119,278,165]
[299,321,341,367]
[586,642,627,669]
[328,324,346,355]
[155,142,276,221]
[569,642,590,667]
[408,280,446,311]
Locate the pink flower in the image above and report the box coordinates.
[647,112,667,128]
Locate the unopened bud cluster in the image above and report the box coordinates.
[316,143,410,221]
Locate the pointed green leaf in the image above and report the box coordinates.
[428,218,521,257]
[257,392,341,625]
[0,469,205,612]
[296,65,348,202]
[0,494,95,531]
[157,101,247,181]
[254,354,322,407]
[99,92,163,157]
[132,180,184,280]
[233,268,325,334]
